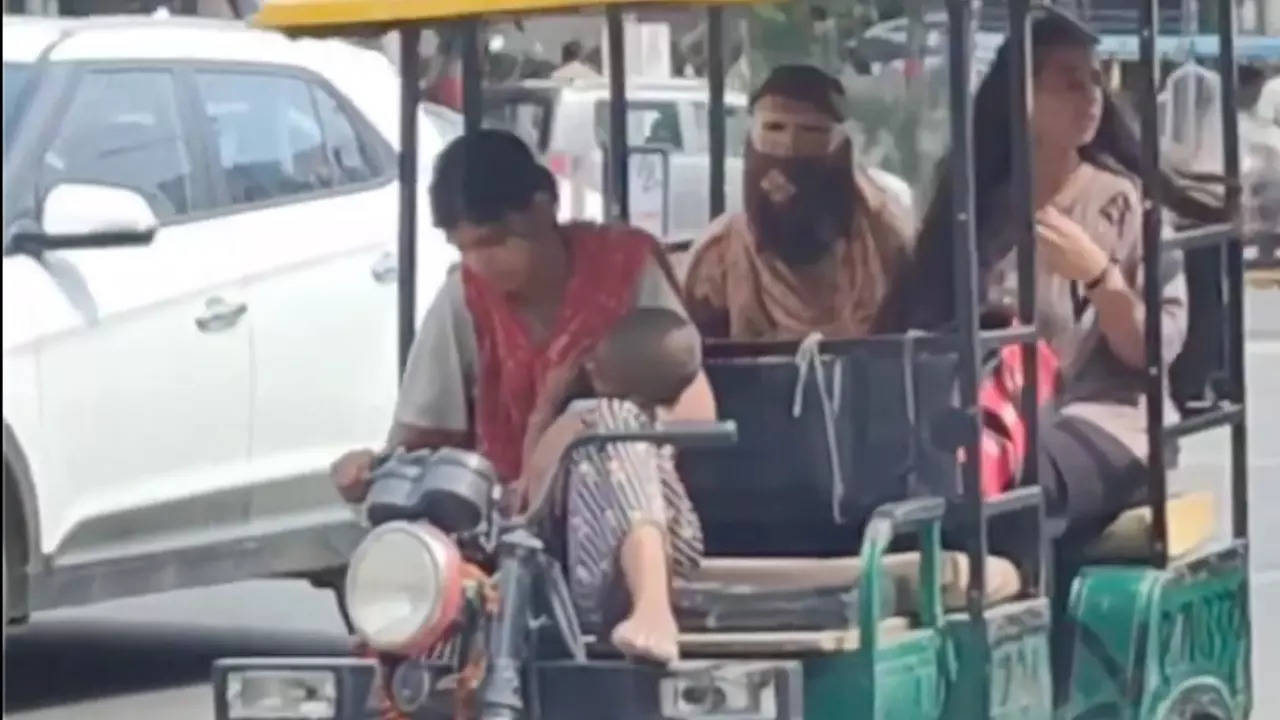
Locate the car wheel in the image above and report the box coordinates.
[3,545,9,625]
[2,537,22,628]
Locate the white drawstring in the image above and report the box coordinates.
[901,330,926,494]
[792,332,847,524]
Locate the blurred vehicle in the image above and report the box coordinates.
[483,77,751,244]
[1,12,460,623]
[483,76,914,244]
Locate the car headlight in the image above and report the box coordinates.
[344,521,464,653]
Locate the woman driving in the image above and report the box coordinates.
[330,130,716,664]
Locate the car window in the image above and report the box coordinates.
[195,71,333,207]
[41,69,193,219]
[483,94,553,152]
[3,62,34,157]
[594,100,683,150]
[691,101,749,157]
[311,84,377,185]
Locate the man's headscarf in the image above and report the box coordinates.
[744,65,859,266]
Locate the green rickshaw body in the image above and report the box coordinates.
[949,599,1056,720]
[1060,544,1251,720]
[804,627,949,720]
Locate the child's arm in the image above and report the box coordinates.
[515,407,589,514]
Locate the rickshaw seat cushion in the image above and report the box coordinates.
[674,617,914,656]
[1083,491,1217,561]
[585,619,916,658]
[677,551,1021,626]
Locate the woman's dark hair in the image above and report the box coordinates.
[429,129,557,230]
[880,10,1227,331]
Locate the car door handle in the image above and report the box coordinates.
[371,252,398,285]
[195,297,248,333]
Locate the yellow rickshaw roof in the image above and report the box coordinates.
[254,0,764,32]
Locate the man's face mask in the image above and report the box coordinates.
[744,96,856,266]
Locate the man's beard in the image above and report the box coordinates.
[744,142,857,266]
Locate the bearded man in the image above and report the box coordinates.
[683,65,915,341]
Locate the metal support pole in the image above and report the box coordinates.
[708,6,727,219]
[398,26,421,379]
[945,0,987,622]
[606,7,629,221]
[462,20,483,134]
[1218,0,1247,541]
[1006,0,1045,597]
[1138,0,1169,568]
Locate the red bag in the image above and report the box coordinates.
[976,339,1061,498]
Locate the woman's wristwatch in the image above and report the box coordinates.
[1084,258,1119,293]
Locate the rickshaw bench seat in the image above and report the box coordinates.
[671,552,1022,635]
[1083,491,1217,561]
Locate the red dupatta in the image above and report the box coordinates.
[462,223,657,481]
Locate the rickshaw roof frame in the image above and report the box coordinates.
[252,0,763,32]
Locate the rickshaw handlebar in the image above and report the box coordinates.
[563,420,740,456]
[870,496,946,531]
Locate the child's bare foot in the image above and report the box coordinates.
[610,603,680,665]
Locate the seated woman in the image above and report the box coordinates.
[329,130,716,665]
[877,10,1226,538]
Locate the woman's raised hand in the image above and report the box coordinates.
[1035,206,1111,284]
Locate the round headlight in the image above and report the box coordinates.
[344,521,463,653]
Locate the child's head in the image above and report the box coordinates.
[586,308,702,407]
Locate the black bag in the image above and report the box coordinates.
[679,335,962,557]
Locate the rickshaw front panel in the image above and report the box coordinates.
[1059,543,1250,720]
[942,598,1054,720]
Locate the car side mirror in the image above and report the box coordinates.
[9,183,158,254]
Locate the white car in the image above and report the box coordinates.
[483,77,751,244]
[1,13,460,623]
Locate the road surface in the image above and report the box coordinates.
[5,287,1278,720]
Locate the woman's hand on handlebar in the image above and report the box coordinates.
[331,449,376,503]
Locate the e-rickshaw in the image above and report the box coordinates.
[211,0,1255,718]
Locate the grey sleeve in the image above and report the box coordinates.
[1124,204,1188,364]
[393,267,476,432]
[1152,245,1190,364]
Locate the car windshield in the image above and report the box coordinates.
[482,91,553,152]
[3,62,34,156]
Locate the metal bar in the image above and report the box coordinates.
[1162,403,1244,440]
[1166,222,1236,251]
[606,7,629,222]
[1007,0,1039,502]
[707,6,726,218]
[945,0,987,624]
[1005,0,1046,603]
[397,26,421,379]
[461,20,483,134]
[1138,0,1168,569]
[1218,0,1248,541]
[978,326,1039,353]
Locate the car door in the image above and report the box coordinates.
[185,66,402,531]
[18,65,254,563]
